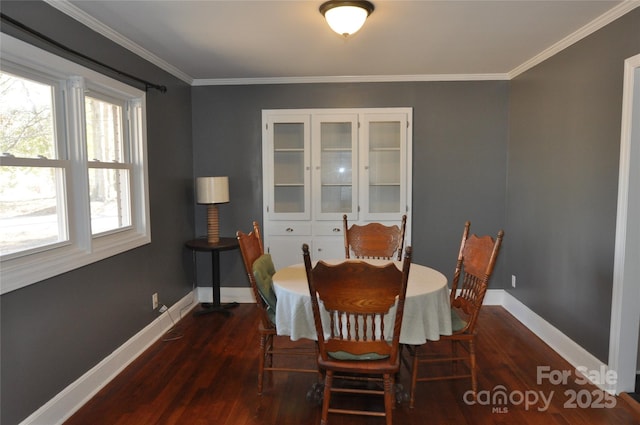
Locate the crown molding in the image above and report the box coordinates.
[44,0,639,87]
[192,73,510,86]
[508,0,640,79]
[43,0,194,85]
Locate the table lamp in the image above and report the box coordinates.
[196,176,229,244]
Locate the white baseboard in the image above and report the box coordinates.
[483,288,505,305]
[501,290,609,392]
[19,292,198,425]
[22,287,611,424]
[197,286,255,304]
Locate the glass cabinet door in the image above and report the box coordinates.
[312,114,358,220]
[360,113,408,220]
[266,114,311,220]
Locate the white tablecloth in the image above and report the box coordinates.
[272,259,453,345]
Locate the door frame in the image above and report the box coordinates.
[609,53,640,394]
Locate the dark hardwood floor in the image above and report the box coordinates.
[65,304,640,425]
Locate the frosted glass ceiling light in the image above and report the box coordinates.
[320,0,375,37]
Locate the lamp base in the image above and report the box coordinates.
[207,204,220,244]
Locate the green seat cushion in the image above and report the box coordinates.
[451,308,468,332]
[252,254,277,323]
[328,351,389,361]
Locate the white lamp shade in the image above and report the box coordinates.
[324,5,369,36]
[196,176,229,204]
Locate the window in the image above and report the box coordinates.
[0,34,150,294]
[0,72,68,255]
[85,93,132,235]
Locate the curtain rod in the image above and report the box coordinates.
[1,13,167,93]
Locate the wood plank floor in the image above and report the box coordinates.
[65,304,640,425]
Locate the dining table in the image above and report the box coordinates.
[272,259,453,345]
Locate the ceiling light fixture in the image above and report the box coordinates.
[319,0,375,37]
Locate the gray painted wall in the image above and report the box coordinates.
[507,8,640,363]
[191,82,509,289]
[0,2,195,424]
[3,1,637,424]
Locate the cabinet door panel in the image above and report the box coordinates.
[313,114,358,221]
[264,114,311,220]
[313,237,345,261]
[360,113,409,221]
[267,237,310,269]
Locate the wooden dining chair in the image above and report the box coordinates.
[343,214,407,261]
[403,221,504,408]
[237,221,318,395]
[303,243,412,425]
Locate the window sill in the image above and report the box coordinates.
[0,230,151,294]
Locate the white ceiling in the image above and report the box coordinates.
[49,0,638,85]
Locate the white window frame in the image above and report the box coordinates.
[0,33,151,294]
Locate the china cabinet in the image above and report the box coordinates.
[262,108,412,268]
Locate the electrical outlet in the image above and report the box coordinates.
[152,293,159,310]
[511,275,517,288]
[159,304,168,313]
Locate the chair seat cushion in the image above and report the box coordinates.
[318,354,400,374]
[451,308,468,332]
[252,254,278,321]
[328,351,389,361]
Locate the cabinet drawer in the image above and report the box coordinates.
[269,222,312,236]
[314,222,344,236]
